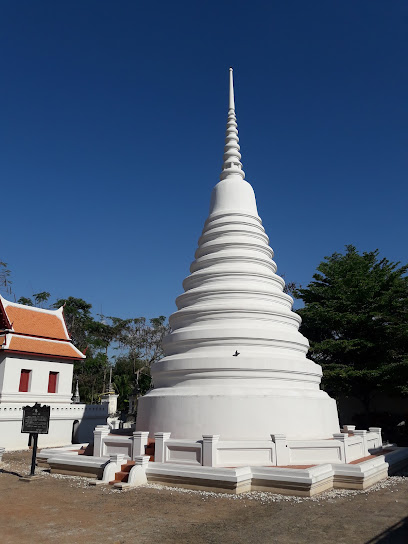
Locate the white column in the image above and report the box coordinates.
[109,453,126,465]
[93,425,110,457]
[99,453,126,483]
[127,455,151,487]
[354,430,369,457]
[202,435,220,467]
[333,433,348,463]
[272,434,290,466]
[134,455,150,467]
[342,425,356,434]
[369,427,383,448]
[132,431,149,459]
[154,432,171,463]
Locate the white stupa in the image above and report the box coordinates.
[136,69,340,441]
[39,69,391,493]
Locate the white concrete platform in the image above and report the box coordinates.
[38,441,408,496]
[47,454,109,479]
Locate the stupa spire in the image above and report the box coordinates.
[229,66,235,110]
[220,68,245,181]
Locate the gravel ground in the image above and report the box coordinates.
[0,450,407,544]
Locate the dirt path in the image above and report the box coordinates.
[0,451,407,544]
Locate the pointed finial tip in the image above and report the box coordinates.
[229,67,233,71]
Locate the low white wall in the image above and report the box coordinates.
[0,403,109,450]
[90,428,383,468]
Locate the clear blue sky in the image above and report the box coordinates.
[1,1,407,319]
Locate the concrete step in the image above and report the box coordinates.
[145,440,155,462]
[110,461,136,484]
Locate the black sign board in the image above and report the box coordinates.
[22,403,50,434]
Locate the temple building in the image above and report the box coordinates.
[0,295,108,449]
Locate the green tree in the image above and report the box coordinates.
[112,370,133,411]
[16,292,50,307]
[17,297,33,306]
[295,245,408,411]
[114,316,169,368]
[53,297,93,351]
[111,316,170,411]
[52,297,119,403]
[33,291,51,308]
[0,261,12,296]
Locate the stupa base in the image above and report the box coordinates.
[136,388,340,441]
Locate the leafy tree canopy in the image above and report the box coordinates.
[17,297,33,306]
[295,245,408,408]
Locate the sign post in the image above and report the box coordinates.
[21,403,50,479]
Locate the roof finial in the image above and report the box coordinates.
[72,379,81,404]
[220,68,245,181]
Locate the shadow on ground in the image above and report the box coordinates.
[0,468,23,478]
[365,516,408,544]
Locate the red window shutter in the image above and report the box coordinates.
[48,372,58,393]
[19,370,31,392]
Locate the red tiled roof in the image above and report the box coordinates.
[8,336,84,359]
[5,305,68,340]
[0,296,84,361]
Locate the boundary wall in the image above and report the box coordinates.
[0,403,108,450]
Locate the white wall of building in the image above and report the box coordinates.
[0,354,112,450]
[0,354,73,404]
